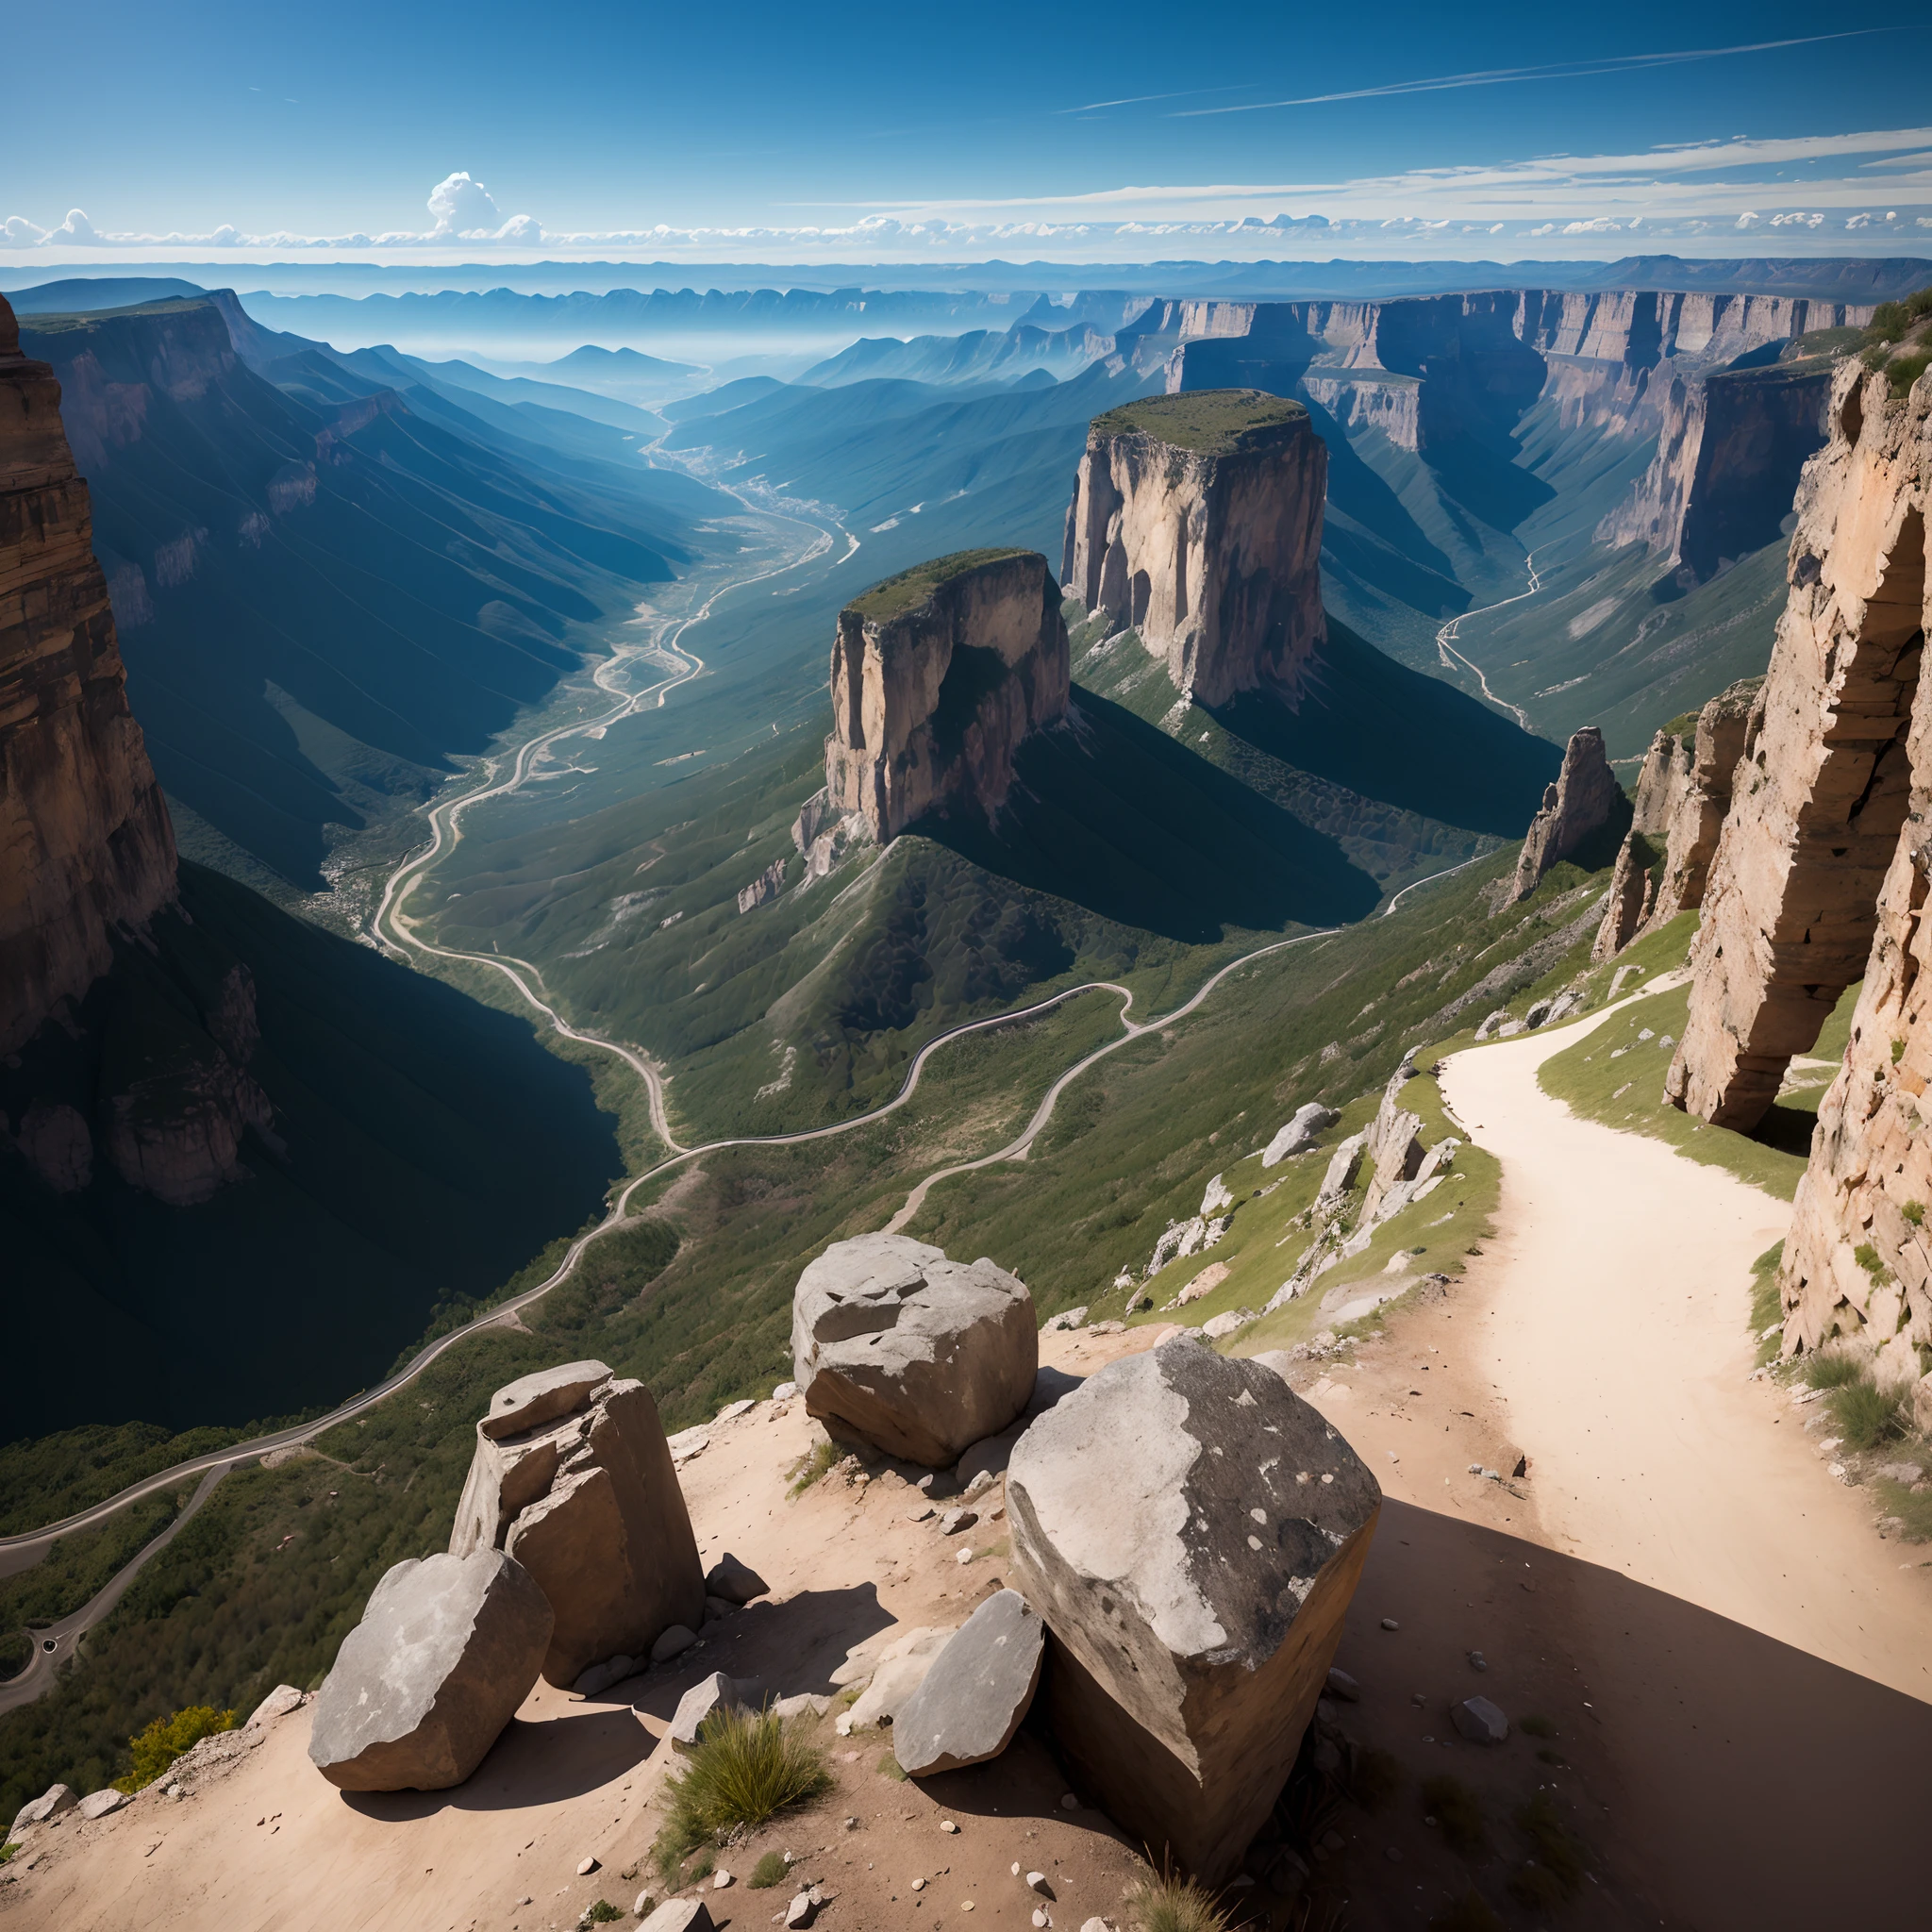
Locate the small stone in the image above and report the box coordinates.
[913,1877,926,1890]
[1026,1872,1050,1893]
[774,1380,800,1400]
[245,1684,307,1728]
[956,1547,975,1564]
[578,1856,601,1875]
[907,1506,937,1523]
[1380,1617,1399,1631]
[1468,1651,1487,1672]
[1060,1793,1079,1811]
[704,1553,771,1605]
[962,1905,975,1914]
[940,1508,979,1536]
[651,1624,699,1664]
[786,1895,817,1930]
[940,1819,958,1833]
[1451,1696,1509,1745]
[1385,1846,1403,1863]
[713,1869,733,1888]
[773,1692,831,1720]
[1325,1667,1359,1702]
[1033,1912,1050,1929]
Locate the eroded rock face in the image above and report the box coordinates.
[1008,1334,1380,1881]
[450,1360,706,1688]
[824,550,1068,841]
[1507,727,1626,905]
[308,1549,553,1791]
[1690,362,1932,1385]
[0,291,176,1055]
[1062,391,1325,707]
[791,1233,1038,1467]
[1668,360,1927,1131]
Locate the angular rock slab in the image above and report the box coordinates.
[893,1588,1044,1776]
[705,1552,770,1605]
[309,1549,552,1791]
[11,1783,77,1834]
[451,1362,706,1688]
[670,1671,749,1747]
[641,1901,715,1932]
[1008,1334,1380,1882]
[791,1234,1038,1466]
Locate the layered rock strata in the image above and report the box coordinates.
[450,1359,706,1688]
[1676,361,1932,1392]
[1008,1335,1380,1881]
[0,290,175,1054]
[1667,359,1927,1131]
[1061,390,1326,706]
[824,550,1068,840]
[1507,726,1625,904]
[308,1549,553,1791]
[1592,678,1759,958]
[791,1233,1038,1466]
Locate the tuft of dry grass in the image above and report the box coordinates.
[656,1708,831,1877]
[1128,1865,1231,1932]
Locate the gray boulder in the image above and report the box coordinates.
[704,1553,770,1605]
[78,1788,128,1820]
[1451,1696,1508,1744]
[11,1783,77,1834]
[790,1234,1038,1466]
[641,1902,715,1932]
[1262,1104,1340,1169]
[893,1589,1044,1776]
[670,1671,749,1747]
[449,1361,705,1689]
[308,1549,553,1791]
[1008,1334,1380,1882]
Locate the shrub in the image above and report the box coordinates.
[1869,301,1910,344]
[0,1842,18,1866]
[1888,351,1932,400]
[749,1852,791,1889]
[1904,1201,1925,1227]
[1423,1774,1488,1854]
[585,1904,623,1924]
[1127,1867,1230,1932]
[1832,1378,1904,1450]
[114,1705,237,1793]
[1516,1790,1584,1893]
[1804,1352,1862,1391]
[661,1708,831,1859]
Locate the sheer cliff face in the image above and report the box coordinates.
[0,292,175,1055]
[1158,289,1863,452]
[1665,360,1931,1392]
[825,549,1070,841]
[1597,364,1835,584]
[1667,359,1926,1136]
[1506,726,1625,905]
[1061,391,1326,708]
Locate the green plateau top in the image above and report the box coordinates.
[845,547,1038,623]
[17,298,214,337]
[1089,388,1307,455]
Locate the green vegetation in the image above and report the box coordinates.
[1804,1352,1863,1391]
[1832,1378,1905,1450]
[845,548,1033,622]
[0,1491,186,1634]
[116,1705,236,1793]
[1537,984,1810,1200]
[584,1904,623,1924]
[0,1425,250,1537]
[1423,1774,1488,1854]
[749,1851,791,1889]
[1859,288,1932,395]
[1517,1715,1557,1740]
[788,1441,839,1496]
[1091,390,1307,455]
[1751,1242,1786,1365]
[1126,1867,1231,1932]
[658,1709,832,1865]
[875,1749,908,1781]
[1514,1790,1585,1896]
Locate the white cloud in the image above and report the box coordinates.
[427,171,501,236]
[1736,211,1762,227]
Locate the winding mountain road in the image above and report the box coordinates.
[1435,550,1541,728]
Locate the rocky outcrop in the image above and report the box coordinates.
[1592,677,1760,958]
[1008,1335,1380,1881]
[1507,727,1626,904]
[449,1360,706,1688]
[1669,358,1932,1395]
[1597,363,1834,585]
[308,1548,553,1791]
[0,290,175,1055]
[892,1588,1044,1777]
[1061,391,1326,706]
[1668,357,1927,1131]
[1260,1102,1339,1168]
[824,550,1068,840]
[790,1233,1038,1466]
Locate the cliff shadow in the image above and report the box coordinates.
[914,691,1382,942]
[1211,620,1562,841]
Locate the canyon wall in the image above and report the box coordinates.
[1597,363,1836,584]
[0,291,176,1055]
[1666,358,1925,1133]
[825,549,1069,840]
[1061,391,1327,707]
[1506,726,1626,904]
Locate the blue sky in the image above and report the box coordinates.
[6,0,1930,260]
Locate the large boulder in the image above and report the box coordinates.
[308,1549,553,1791]
[449,1360,706,1688]
[1261,1104,1339,1169]
[1008,1334,1380,1882]
[893,1589,1044,1777]
[790,1235,1038,1466]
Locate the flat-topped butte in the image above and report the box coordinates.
[1088,389,1308,457]
[845,547,1036,624]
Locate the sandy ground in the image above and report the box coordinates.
[12,1009,1932,1930]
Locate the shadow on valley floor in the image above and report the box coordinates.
[1213,621,1562,841]
[919,690,1382,941]
[1345,1498,1932,1927]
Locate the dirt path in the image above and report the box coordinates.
[1437,1003,1930,1696]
